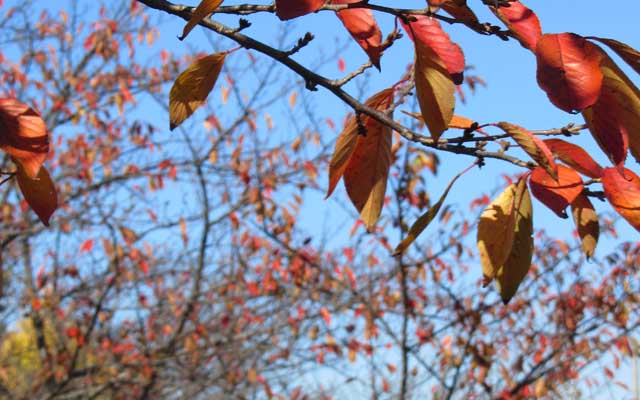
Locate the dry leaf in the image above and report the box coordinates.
[179,0,224,40]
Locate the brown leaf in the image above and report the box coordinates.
[496,122,557,179]
[602,167,640,232]
[588,37,640,76]
[496,179,533,304]
[169,52,226,130]
[536,33,603,113]
[529,165,583,218]
[276,0,325,20]
[477,183,518,283]
[343,91,394,231]
[179,0,224,40]
[570,193,599,258]
[0,98,49,178]
[414,40,456,141]
[326,88,393,199]
[16,163,57,226]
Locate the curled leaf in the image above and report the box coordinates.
[543,139,603,179]
[496,179,533,304]
[16,163,57,226]
[477,183,518,283]
[332,0,382,69]
[276,0,325,20]
[602,167,640,232]
[179,0,224,40]
[0,98,49,178]
[496,122,557,179]
[570,193,599,259]
[169,52,226,130]
[529,165,583,218]
[536,33,603,113]
[490,0,542,51]
[414,40,456,141]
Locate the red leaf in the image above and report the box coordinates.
[602,167,640,231]
[16,164,57,226]
[529,165,583,218]
[491,0,542,51]
[0,98,49,178]
[332,0,382,69]
[401,15,465,85]
[275,0,325,20]
[536,33,603,113]
[319,307,331,325]
[543,139,603,178]
[80,239,94,253]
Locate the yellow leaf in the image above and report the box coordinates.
[496,122,558,180]
[495,179,533,304]
[414,39,455,141]
[169,52,226,130]
[16,163,57,227]
[179,0,224,40]
[571,193,599,259]
[326,88,393,199]
[477,183,518,283]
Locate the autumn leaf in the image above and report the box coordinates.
[276,0,325,20]
[332,0,382,69]
[394,163,472,255]
[582,52,640,165]
[477,183,518,283]
[496,122,557,179]
[179,0,223,40]
[0,98,49,179]
[602,167,640,232]
[402,15,465,84]
[490,0,542,51]
[343,96,394,231]
[543,139,603,178]
[570,193,599,258]
[326,88,393,198]
[440,1,479,27]
[529,165,583,218]
[588,37,640,76]
[169,52,226,130]
[496,179,533,304]
[16,163,57,227]
[414,40,456,141]
[536,33,603,113]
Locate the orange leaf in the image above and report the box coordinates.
[543,139,603,178]
[343,93,394,231]
[414,39,456,141]
[179,0,224,40]
[536,33,603,113]
[326,88,393,199]
[582,52,640,166]
[496,122,557,179]
[602,167,640,232]
[402,15,465,85]
[570,193,599,258]
[529,165,583,218]
[491,0,542,51]
[588,37,640,76]
[16,164,57,226]
[332,0,382,69]
[169,52,226,130]
[0,98,49,178]
[79,239,94,253]
[275,0,325,20]
[440,1,480,27]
